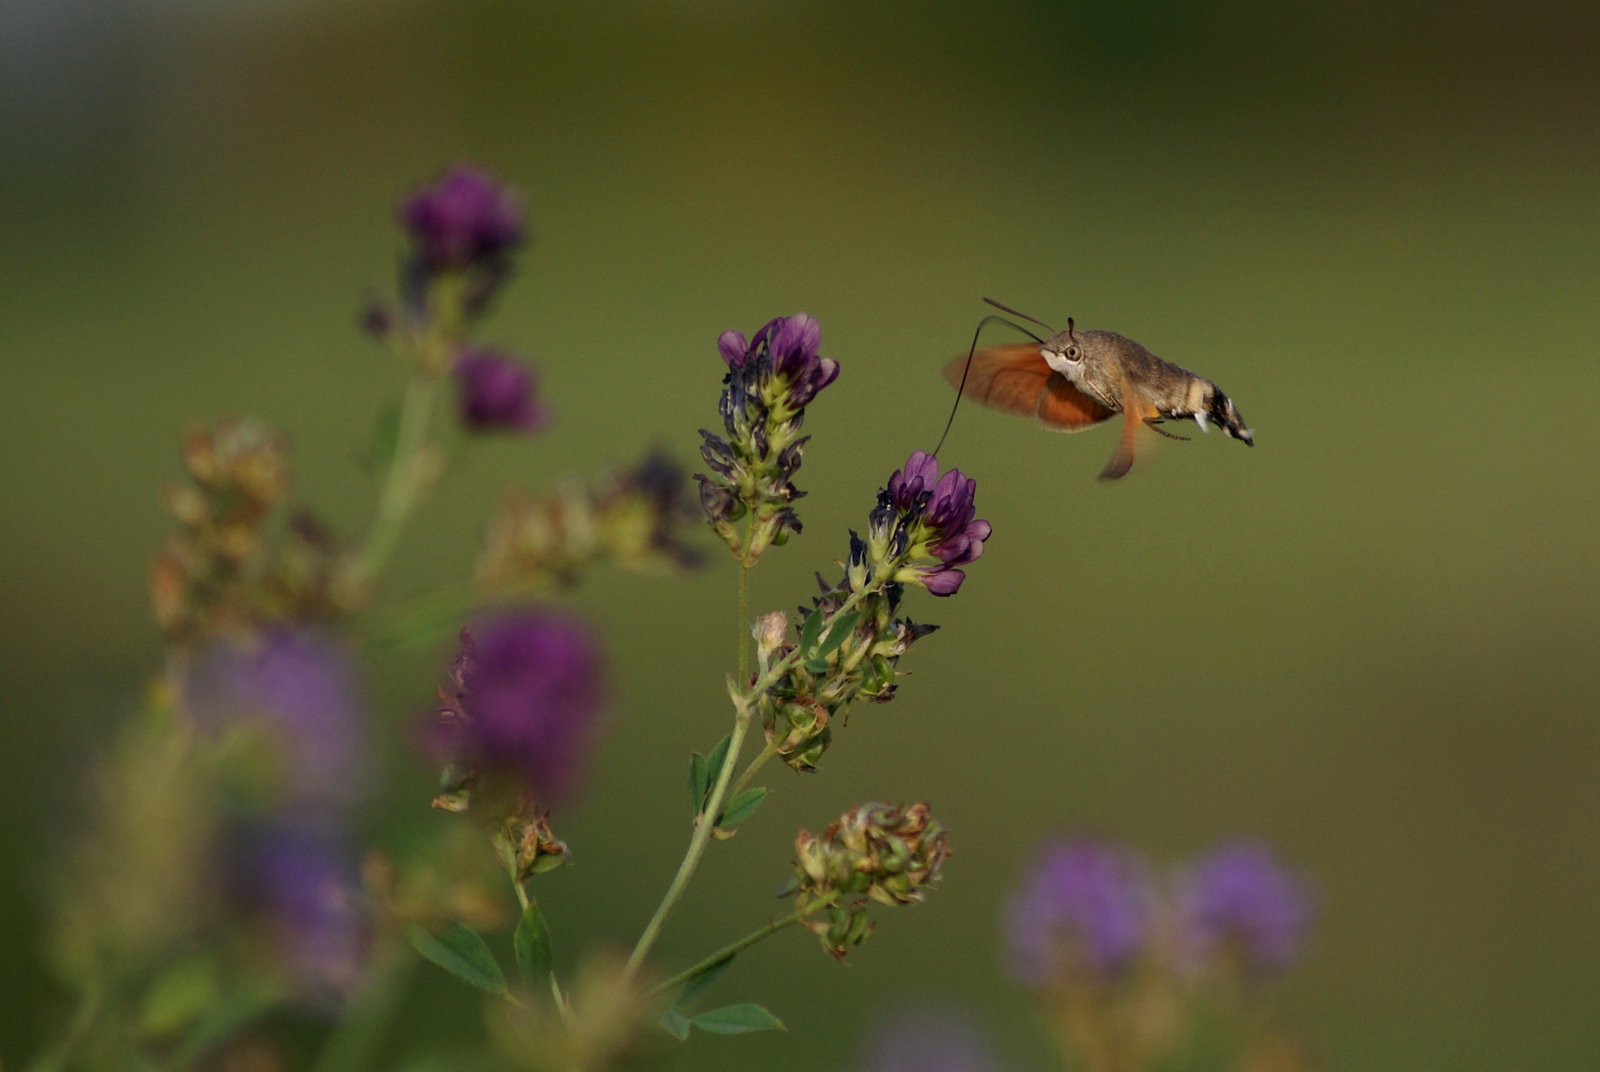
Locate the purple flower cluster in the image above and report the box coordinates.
[697,313,840,557]
[1004,837,1151,984]
[1175,841,1312,981]
[876,451,990,596]
[184,628,369,813]
[182,629,370,998]
[454,346,547,434]
[399,165,524,273]
[239,826,365,999]
[432,612,605,808]
[718,313,839,409]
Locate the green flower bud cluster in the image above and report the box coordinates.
[787,801,951,960]
[756,579,938,772]
[476,449,701,593]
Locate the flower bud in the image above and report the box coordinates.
[454,347,547,434]
[753,610,789,667]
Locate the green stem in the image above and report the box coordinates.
[737,561,749,684]
[349,371,441,590]
[623,586,872,983]
[625,700,753,980]
[645,895,835,1001]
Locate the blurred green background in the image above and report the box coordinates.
[3,0,1598,1068]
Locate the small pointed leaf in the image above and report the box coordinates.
[716,787,768,829]
[658,1011,691,1040]
[689,1003,786,1035]
[407,923,507,995]
[817,612,861,658]
[798,608,824,653]
[688,752,708,812]
[803,657,830,675]
[513,902,553,996]
[701,734,732,807]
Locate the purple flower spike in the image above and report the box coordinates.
[861,1005,998,1072]
[399,165,524,272]
[434,612,604,807]
[1004,837,1151,985]
[884,451,990,596]
[244,825,365,999]
[183,629,369,813]
[454,347,547,433]
[770,313,838,407]
[1177,841,1313,981]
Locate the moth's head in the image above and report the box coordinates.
[1040,317,1088,372]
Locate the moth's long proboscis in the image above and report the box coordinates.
[931,309,1047,459]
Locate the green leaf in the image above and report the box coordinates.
[673,955,734,1010]
[701,734,732,807]
[658,1011,691,1040]
[716,787,768,828]
[514,902,553,996]
[816,612,861,658]
[688,752,708,812]
[139,956,219,1037]
[407,922,507,995]
[798,608,823,653]
[803,657,830,675]
[689,1004,786,1035]
[170,987,281,1066]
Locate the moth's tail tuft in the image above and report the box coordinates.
[1210,390,1252,445]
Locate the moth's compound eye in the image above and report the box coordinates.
[1065,346,1081,361]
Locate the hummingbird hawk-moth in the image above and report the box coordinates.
[938,299,1253,480]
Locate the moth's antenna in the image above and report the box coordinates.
[984,297,1054,335]
[1067,316,1076,341]
[932,306,1048,459]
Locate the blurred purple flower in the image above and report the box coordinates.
[1176,841,1313,980]
[860,1005,999,1072]
[433,612,604,807]
[240,825,365,1000]
[887,451,990,596]
[399,165,524,272]
[454,347,547,433]
[183,628,369,813]
[1004,837,1151,985]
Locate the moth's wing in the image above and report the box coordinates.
[1099,383,1154,480]
[941,344,1052,417]
[1037,371,1116,433]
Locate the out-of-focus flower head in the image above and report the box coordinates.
[183,628,370,815]
[1174,841,1313,982]
[400,165,524,274]
[788,801,951,960]
[872,450,990,597]
[152,420,294,642]
[476,448,701,593]
[429,612,605,815]
[1004,837,1152,986]
[454,347,548,434]
[239,825,366,1000]
[859,1004,999,1072]
[696,313,839,560]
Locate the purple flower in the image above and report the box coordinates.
[454,347,547,433]
[885,451,990,596]
[1004,837,1151,985]
[860,1005,998,1072]
[183,628,369,813]
[240,825,365,1000]
[1176,841,1313,980]
[433,612,604,807]
[717,329,748,368]
[718,313,839,407]
[399,165,524,272]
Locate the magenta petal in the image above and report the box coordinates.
[717,330,748,367]
[921,568,965,595]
